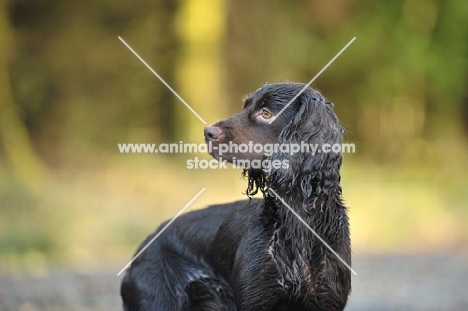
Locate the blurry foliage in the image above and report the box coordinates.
[8,0,179,156]
[226,0,468,163]
[0,0,468,269]
[1,0,467,163]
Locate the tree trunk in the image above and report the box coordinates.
[0,0,48,192]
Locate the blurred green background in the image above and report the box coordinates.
[0,0,467,276]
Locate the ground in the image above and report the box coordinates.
[1,254,467,311]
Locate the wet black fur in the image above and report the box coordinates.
[120,82,351,310]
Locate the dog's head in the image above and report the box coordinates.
[205,83,296,162]
[204,82,344,196]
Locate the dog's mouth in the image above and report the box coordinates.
[205,140,223,160]
[205,140,263,162]
[206,143,279,175]
[204,126,238,163]
[206,141,237,164]
[204,126,273,169]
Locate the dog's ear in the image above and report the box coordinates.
[268,91,343,201]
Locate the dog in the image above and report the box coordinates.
[120,82,351,310]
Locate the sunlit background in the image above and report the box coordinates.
[0,0,467,310]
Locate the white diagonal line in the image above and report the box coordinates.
[118,36,207,125]
[268,188,357,275]
[268,37,356,124]
[117,188,206,276]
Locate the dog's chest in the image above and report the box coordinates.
[267,230,314,291]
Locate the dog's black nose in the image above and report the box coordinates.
[204,126,222,141]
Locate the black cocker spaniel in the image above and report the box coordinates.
[121,82,351,310]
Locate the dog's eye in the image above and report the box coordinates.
[262,109,273,119]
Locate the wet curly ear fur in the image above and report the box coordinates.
[267,90,344,206]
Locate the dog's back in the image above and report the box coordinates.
[120,200,254,310]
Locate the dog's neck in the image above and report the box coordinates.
[243,168,347,238]
[245,167,350,290]
[267,175,347,242]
